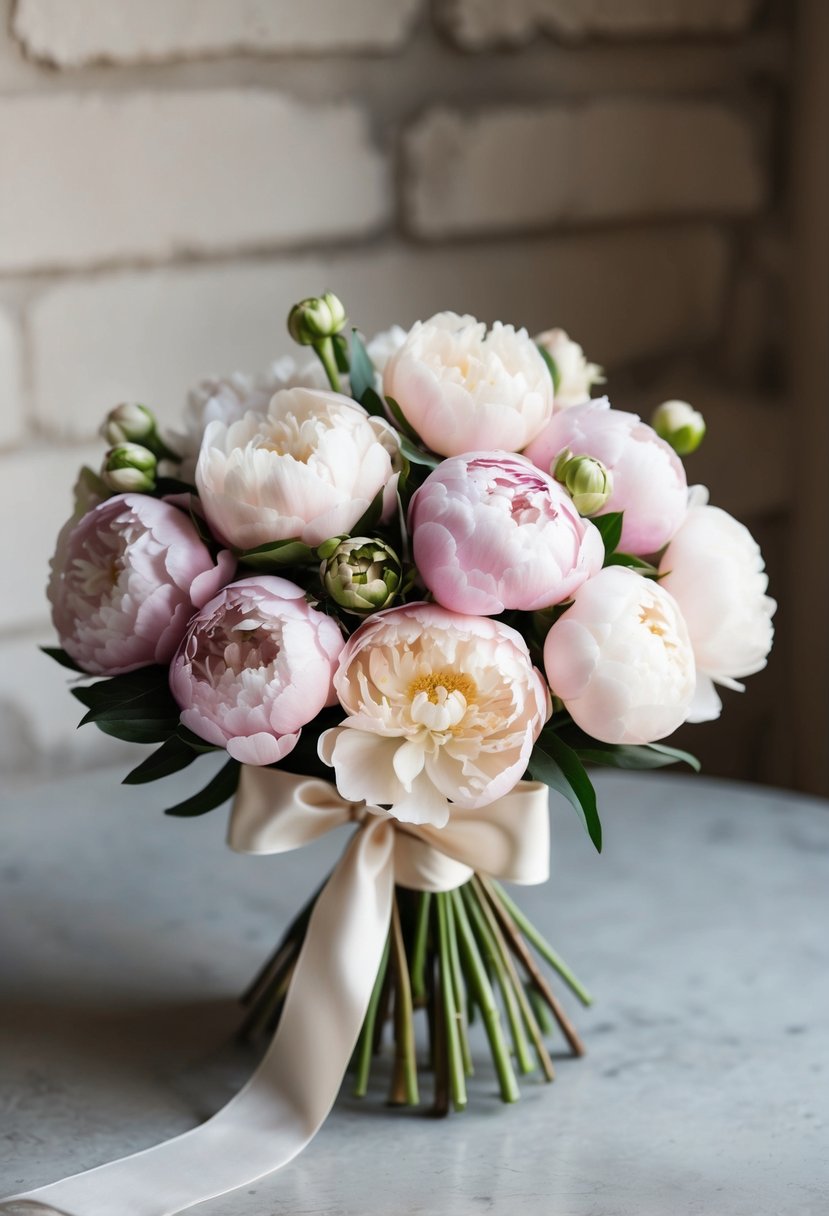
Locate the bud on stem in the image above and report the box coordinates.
[320,536,402,615]
[287,292,348,393]
[651,400,706,456]
[101,402,180,462]
[101,443,158,494]
[553,449,613,517]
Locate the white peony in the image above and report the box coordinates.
[544,565,696,744]
[196,387,399,551]
[535,328,603,410]
[659,492,776,722]
[383,312,553,457]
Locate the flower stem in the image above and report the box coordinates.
[462,884,534,1076]
[451,888,519,1103]
[436,894,468,1110]
[489,878,593,1006]
[410,891,432,1005]
[444,892,474,1077]
[389,894,419,1106]
[353,934,390,1098]
[314,336,342,393]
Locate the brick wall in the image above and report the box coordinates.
[0,0,794,783]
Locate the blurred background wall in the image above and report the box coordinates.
[0,0,826,794]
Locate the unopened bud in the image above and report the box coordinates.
[553,449,613,516]
[101,402,156,446]
[321,537,402,615]
[101,443,157,494]
[651,399,706,456]
[287,291,347,345]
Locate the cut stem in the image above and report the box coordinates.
[389,894,419,1106]
[353,934,390,1099]
[436,893,468,1111]
[410,891,432,1005]
[489,878,593,1006]
[444,892,474,1077]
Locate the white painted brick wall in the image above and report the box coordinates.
[442,0,762,48]
[405,102,765,237]
[14,0,424,65]
[0,91,387,272]
[29,227,729,440]
[0,307,25,448]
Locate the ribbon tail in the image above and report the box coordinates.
[1,820,395,1216]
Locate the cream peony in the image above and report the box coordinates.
[319,603,549,828]
[383,312,553,457]
[544,566,696,744]
[535,328,603,410]
[659,493,775,722]
[196,387,399,551]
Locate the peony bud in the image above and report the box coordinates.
[101,443,157,493]
[101,402,156,446]
[651,399,706,456]
[287,291,347,345]
[553,449,613,516]
[320,536,402,615]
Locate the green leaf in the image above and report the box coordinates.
[592,511,624,557]
[558,725,701,773]
[41,646,85,673]
[235,538,316,569]
[165,758,241,817]
[93,717,179,744]
[528,731,602,852]
[71,666,180,743]
[604,552,659,576]
[385,395,421,443]
[123,734,200,784]
[359,386,390,420]
[332,332,350,375]
[352,487,385,535]
[154,476,196,497]
[177,724,222,753]
[349,330,376,404]
[536,344,561,393]
[398,435,440,469]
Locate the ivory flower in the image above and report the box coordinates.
[383,312,553,457]
[409,453,604,614]
[535,328,603,409]
[319,603,549,828]
[544,566,696,744]
[48,494,235,676]
[659,494,776,722]
[196,387,399,550]
[524,398,688,556]
[170,576,344,766]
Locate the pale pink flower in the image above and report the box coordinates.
[659,491,776,722]
[544,566,696,744]
[535,328,603,410]
[524,398,688,556]
[170,576,344,766]
[383,312,553,457]
[319,603,549,828]
[48,494,235,676]
[409,453,604,614]
[196,387,399,551]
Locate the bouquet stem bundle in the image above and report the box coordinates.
[240,876,591,1112]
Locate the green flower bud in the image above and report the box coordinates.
[651,399,706,456]
[101,402,156,446]
[101,443,157,494]
[287,291,347,345]
[321,537,402,615]
[553,449,613,516]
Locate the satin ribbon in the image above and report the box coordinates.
[2,769,550,1216]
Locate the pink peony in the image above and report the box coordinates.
[319,602,549,828]
[48,494,235,676]
[383,312,553,457]
[523,398,688,556]
[409,453,604,615]
[170,576,344,766]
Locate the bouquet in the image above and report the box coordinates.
[20,295,775,1213]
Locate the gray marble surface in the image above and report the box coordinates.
[1,763,827,1215]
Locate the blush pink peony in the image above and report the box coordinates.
[383,312,553,457]
[170,576,344,766]
[48,493,235,676]
[319,602,549,828]
[409,453,604,615]
[524,398,688,556]
[543,565,696,744]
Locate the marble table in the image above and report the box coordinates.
[1,764,827,1215]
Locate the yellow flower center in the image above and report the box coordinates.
[408,670,477,705]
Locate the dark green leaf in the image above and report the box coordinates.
[604,552,659,576]
[352,487,385,535]
[41,646,85,673]
[592,511,624,557]
[528,731,602,852]
[177,724,222,753]
[270,707,343,783]
[332,332,350,375]
[349,331,376,404]
[123,734,200,784]
[154,476,196,497]
[557,724,701,773]
[398,435,440,469]
[385,395,421,443]
[359,386,389,420]
[536,344,561,393]
[93,716,180,744]
[235,538,316,569]
[165,758,241,817]
[72,665,177,717]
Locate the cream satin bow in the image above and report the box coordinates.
[1,769,551,1216]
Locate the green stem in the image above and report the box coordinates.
[444,892,474,1077]
[314,336,342,393]
[410,891,432,1005]
[390,895,419,1106]
[451,888,519,1104]
[436,894,468,1110]
[353,934,390,1098]
[527,983,555,1035]
[490,879,593,1006]
[462,885,534,1076]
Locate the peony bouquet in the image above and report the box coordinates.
[25,294,774,1212]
